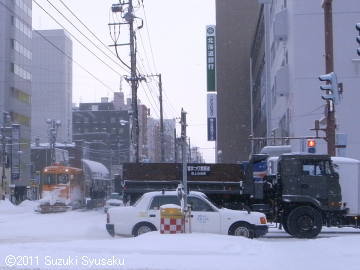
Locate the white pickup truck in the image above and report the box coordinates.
[106,191,268,238]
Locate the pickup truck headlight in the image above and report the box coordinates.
[260,217,267,224]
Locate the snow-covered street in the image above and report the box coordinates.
[1,200,360,270]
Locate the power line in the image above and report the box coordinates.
[139,81,160,118]
[33,30,114,93]
[141,2,158,73]
[0,0,115,96]
[45,0,129,74]
[134,10,178,119]
[58,0,130,72]
[33,0,124,77]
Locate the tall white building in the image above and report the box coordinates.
[31,29,72,144]
[0,0,32,199]
[252,0,360,159]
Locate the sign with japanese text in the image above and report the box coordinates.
[207,93,217,141]
[206,25,216,92]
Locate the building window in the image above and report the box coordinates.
[11,63,31,81]
[12,16,32,38]
[11,87,31,104]
[15,0,32,17]
[12,112,30,126]
[12,39,32,60]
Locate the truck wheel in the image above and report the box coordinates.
[132,222,156,237]
[287,206,322,238]
[281,214,292,235]
[229,222,254,239]
[282,220,291,235]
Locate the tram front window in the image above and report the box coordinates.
[44,175,56,185]
[58,174,69,184]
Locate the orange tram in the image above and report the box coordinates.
[38,164,84,213]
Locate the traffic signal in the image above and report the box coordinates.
[318,72,339,105]
[356,23,360,56]
[307,139,316,153]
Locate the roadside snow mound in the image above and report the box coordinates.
[18,200,38,211]
[0,199,39,214]
[0,199,16,213]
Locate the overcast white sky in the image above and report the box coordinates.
[32,0,216,162]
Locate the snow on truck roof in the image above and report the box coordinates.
[142,190,206,198]
[331,157,360,164]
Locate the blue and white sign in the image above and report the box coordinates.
[207,94,217,141]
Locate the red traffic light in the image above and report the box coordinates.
[307,140,316,148]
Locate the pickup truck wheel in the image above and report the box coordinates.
[229,222,254,239]
[287,206,322,238]
[132,222,156,237]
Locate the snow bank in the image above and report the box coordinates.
[0,199,39,214]
[0,199,16,212]
[18,200,38,211]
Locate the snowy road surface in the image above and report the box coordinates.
[1,200,360,270]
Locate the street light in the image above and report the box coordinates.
[46,119,61,165]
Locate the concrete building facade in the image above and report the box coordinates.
[72,101,131,168]
[216,0,260,163]
[0,0,32,197]
[147,118,176,163]
[252,0,360,159]
[31,29,72,144]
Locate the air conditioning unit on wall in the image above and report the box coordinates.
[275,65,289,97]
[274,9,288,41]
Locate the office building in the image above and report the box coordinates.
[31,29,73,144]
[251,0,360,159]
[216,0,260,163]
[0,0,32,200]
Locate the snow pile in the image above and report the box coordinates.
[0,199,16,213]
[18,200,38,211]
[0,199,39,214]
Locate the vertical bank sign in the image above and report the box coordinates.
[207,94,217,141]
[206,25,216,92]
[206,25,217,141]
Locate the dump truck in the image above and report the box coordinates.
[115,154,360,238]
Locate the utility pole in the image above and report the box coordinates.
[181,108,188,211]
[46,119,61,165]
[110,0,144,163]
[128,0,140,163]
[1,128,7,200]
[174,128,177,163]
[188,137,191,163]
[322,0,336,156]
[158,74,165,163]
[1,112,11,200]
[147,74,165,162]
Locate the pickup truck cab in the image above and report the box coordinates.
[106,191,268,238]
